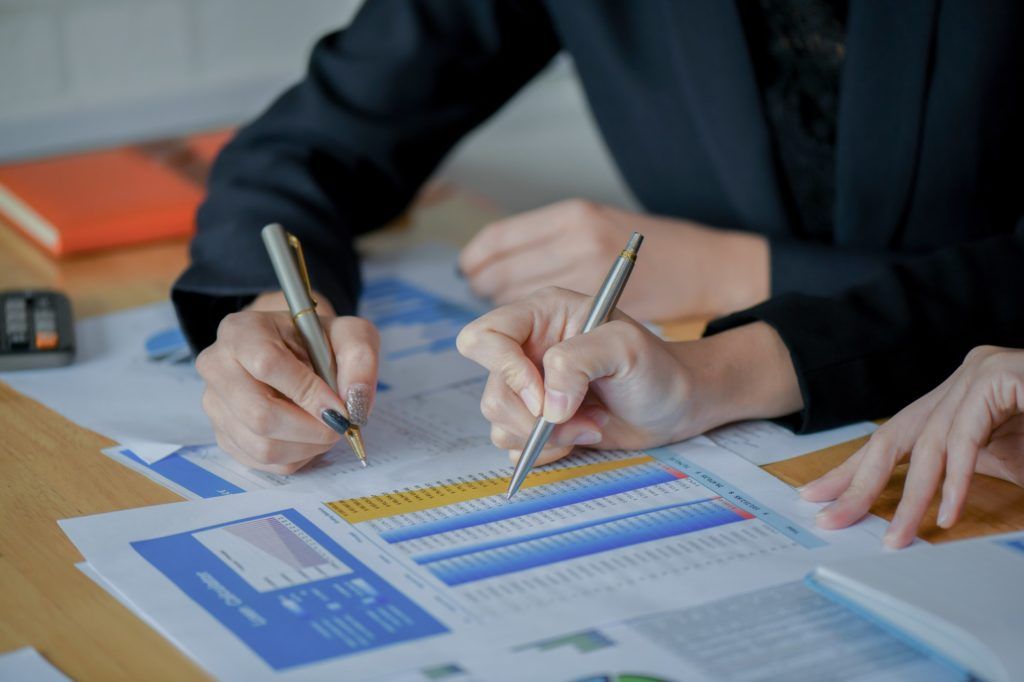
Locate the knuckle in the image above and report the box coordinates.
[500,362,528,392]
[479,390,505,421]
[455,326,481,357]
[217,311,247,341]
[965,345,999,364]
[491,426,516,449]
[247,438,278,465]
[201,389,216,416]
[195,347,213,377]
[245,401,276,437]
[543,346,572,375]
[536,285,568,301]
[565,198,597,223]
[247,345,281,380]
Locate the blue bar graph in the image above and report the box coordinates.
[360,278,479,360]
[420,499,747,586]
[378,466,681,544]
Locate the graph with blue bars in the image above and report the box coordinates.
[368,460,777,588]
[360,277,481,361]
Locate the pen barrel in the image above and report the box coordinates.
[582,253,636,333]
[262,223,315,316]
[295,310,339,394]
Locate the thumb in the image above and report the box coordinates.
[541,320,638,423]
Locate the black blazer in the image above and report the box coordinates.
[174,0,1024,431]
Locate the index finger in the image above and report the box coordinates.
[458,205,560,276]
[457,302,545,417]
[236,336,347,421]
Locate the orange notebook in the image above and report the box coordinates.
[0,129,232,257]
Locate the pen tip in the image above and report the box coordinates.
[626,232,644,253]
[361,459,368,468]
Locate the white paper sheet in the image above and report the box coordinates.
[407,581,962,682]
[61,440,897,680]
[0,647,71,682]
[708,419,877,466]
[0,302,208,462]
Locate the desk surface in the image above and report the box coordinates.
[2,193,1023,680]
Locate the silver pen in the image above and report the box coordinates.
[506,232,644,499]
[261,223,368,466]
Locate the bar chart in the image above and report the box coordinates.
[328,452,803,603]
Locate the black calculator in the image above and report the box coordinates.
[0,290,75,371]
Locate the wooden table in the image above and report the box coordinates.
[2,193,1023,680]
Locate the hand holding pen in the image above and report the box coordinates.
[458,232,714,496]
[193,224,378,473]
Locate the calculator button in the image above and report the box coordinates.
[8,331,29,349]
[6,317,28,333]
[34,312,57,331]
[35,330,59,350]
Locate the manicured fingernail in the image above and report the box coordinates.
[589,409,610,429]
[936,499,952,528]
[543,389,570,422]
[882,530,899,548]
[346,384,371,426]
[520,388,542,417]
[321,409,351,435]
[573,431,602,446]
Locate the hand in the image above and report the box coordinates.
[456,287,802,466]
[457,199,769,321]
[802,346,1024,548]
[196,292,380,474]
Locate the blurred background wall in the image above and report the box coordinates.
[0,0,634,211]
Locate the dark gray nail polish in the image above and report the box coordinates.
[321,409,351,435]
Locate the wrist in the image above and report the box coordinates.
[669,321,802,433]
[707,230,770,316]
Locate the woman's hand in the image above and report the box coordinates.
[456,287,802,466]
[196,292,380,474]
[458,199,769,321]
[802,346,1024,548]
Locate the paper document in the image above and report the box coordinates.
[0,246,485,464]
[62,440,895,680]
[708,419,876,466]
[0,647,71,682]
[0,302,208,462]
[407,581,963,682]
[809,531,1024,682]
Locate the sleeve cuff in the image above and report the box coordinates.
[705,293,885,434]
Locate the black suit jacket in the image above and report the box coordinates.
[174,0,1024,431]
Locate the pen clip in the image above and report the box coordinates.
[286,232,317,306]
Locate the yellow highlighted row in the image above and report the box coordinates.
[326,454,654,523]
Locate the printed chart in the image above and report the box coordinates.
[133,509,448,670]
[328,451,825,619]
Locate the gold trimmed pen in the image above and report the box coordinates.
[506,232,644,499]
[261,223,368,466]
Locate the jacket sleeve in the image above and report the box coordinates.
[768,237,909,297]
[707,222,1024,432]
[172,0,560,351]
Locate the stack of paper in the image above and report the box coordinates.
[2,244,935,681]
